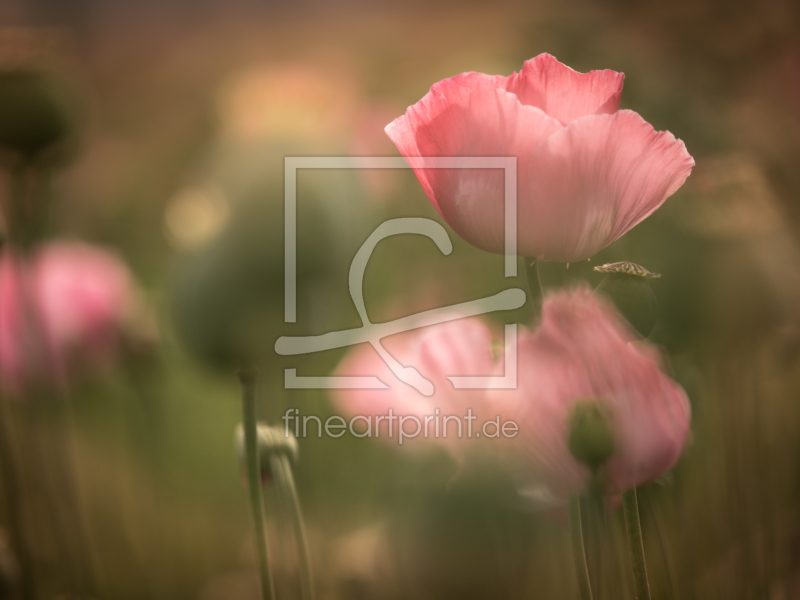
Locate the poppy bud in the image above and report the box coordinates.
[568,400,615,471]
[594,261,660,337]
[0,70,73,159]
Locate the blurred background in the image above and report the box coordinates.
[0,0,799,598]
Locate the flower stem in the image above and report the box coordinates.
[271,454,315,600]
[568,495,594,600]
[239,369,274,600]
[641,487,678,599]
[623,488,651,600]
[0,399,36,600]
[7,164,50,250]
[584,487,608,599]
[522,258,544,311]
[37,396,98,597]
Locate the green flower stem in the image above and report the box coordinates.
[623,488,651,600]
[270,454,315,600]
[568,495,594,600]
[7,164,49,250]
[522,258,544,313]
[0,400,36,600]
[642,488,677,599]
[584,489,607,599]
[35,397,97,597]
[239,370,275,600]
[20,251,96,596]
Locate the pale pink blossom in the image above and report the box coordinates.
[332,316,497,448]
[0,242,138,394]
[386,53,694,262]
[490,286,691,501]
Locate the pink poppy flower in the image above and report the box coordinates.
[385,53,694,262]
[332,316,498,448]
[490,286,690,502]
[0,242,138,394]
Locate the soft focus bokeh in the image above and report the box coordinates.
[1,0,799,598]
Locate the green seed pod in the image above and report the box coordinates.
[594,261,660,338]
[568,400,615,471]
[0,70,73,158]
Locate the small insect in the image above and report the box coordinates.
[593,261,661,279]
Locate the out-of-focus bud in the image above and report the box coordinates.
[594,261,661,337]
[0,28,78,164]
[0,70,73,160]
[235,423,299,484]
[568,400,615,471]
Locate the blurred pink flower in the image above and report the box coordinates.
[0,242,139,394]
[349,104,405,200]
[332,316,498,448]
[490,286,690,502]
[385,53,694,262]
[332,288,689,504]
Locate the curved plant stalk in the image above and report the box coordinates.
[623,488,651,600]
[239,370,275,600]
[270,453,315,600]
[568,495,594,600]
